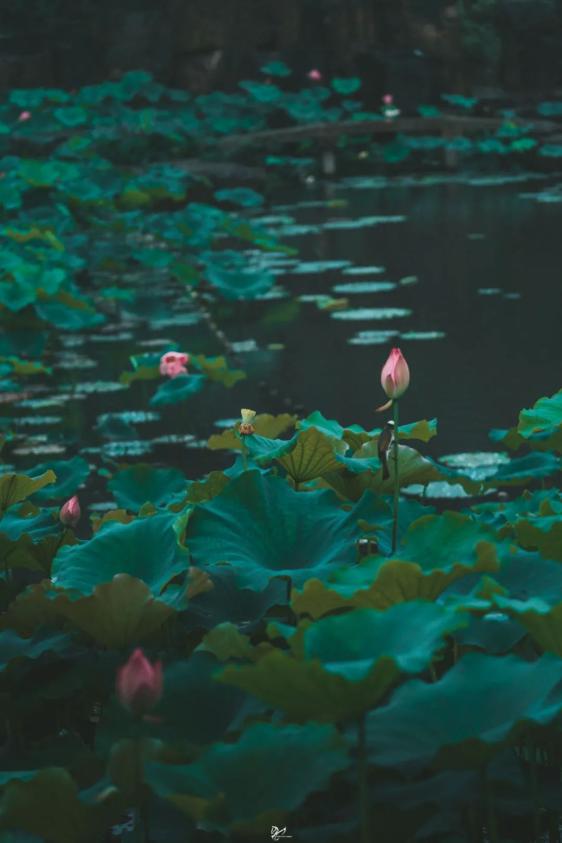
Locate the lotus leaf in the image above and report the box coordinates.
[366,652,562,771]
[145,721,349,824]
[185,470,378,589]
[108,464,187,512]
[221,602,465,722]
[51,513,189,595]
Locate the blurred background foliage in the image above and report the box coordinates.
[2,0,562,98]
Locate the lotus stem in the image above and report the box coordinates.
[357,714,370,843]
[135,737,149,843]
[482,767,499,843]
[391,400,400,554]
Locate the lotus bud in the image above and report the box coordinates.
[308,68,322,82]
[380,347,410,400]
[159,351,189,378]
[239,408,256,435]
[116,648,163,716]
[18,111,32,122]
[59,495,81,527]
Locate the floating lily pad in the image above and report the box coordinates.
[332,281,396,294]
[331,308,412,321]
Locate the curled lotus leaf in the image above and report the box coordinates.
[220,602,466,722]
[145,721,349,827]
[366,652,562,772]
[490,389,562,453]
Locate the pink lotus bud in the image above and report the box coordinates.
[380,347,410,399]
[159,351,189,378]
[307,69,322,82]
[59,495,81,527]
[18,111,32,122]
[116,648,163,716]
[382,94,393,105]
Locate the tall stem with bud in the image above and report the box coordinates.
[391,400,400,555]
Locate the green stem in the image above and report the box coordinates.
[391,400,400,555]
[529,740,542,842]
[357,714,370,843]
[135,738,148,842]
[482,767,499,843]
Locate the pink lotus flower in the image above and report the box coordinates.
[380,347,410,399]
[159,351,189,378]
[59,495,81,527]
[18,111,32,122]
[116,648,163,716]
[382,94,394,105]
[307,69,322,82]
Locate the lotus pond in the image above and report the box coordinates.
[0,70,561,843]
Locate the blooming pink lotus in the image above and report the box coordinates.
[307,69,322,82]
[159,351,189,378]
[380,347,410,399]
[18,111,32,122]
[116,648,163,716]
[59,495,81,527]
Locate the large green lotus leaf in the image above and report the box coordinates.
[51,513,189,595]
[297,411,382,452]
[513,515,562,561]
[482,451,560,486]
[51,574,182,647]
[0,471,56,512]
[220,603,464,722]
[190,354,245,387]
[297,411,437,452]
[207,413,297,451]
[476,550,562,607]
[276,428,348,483]
[0,532,45,573]
[303,603,467,680]
[150,374,206,407]
[323,445,478,501]
[29,457,90,503]
[0,504,60,542]
[453,612,527,655]
[493,390,562,453]
[185,471,378,589]
[366,652,562,772]
[196,622,261,662]
[179,569,288,634]
[0,768,118,843]
[516,389,562,449]
[471,489,560,532]
[243,433,297,464]
[496,601,562,658]
[0,629,74,672]
[145,721,349,825]
[108,464,187,512]
[292,551,495,618]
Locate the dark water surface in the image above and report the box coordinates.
[5,171,561,505]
